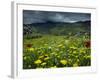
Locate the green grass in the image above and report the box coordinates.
[23,34,91,69]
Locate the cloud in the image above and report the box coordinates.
[23,10,91,24]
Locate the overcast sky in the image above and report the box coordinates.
[23,10,91,24]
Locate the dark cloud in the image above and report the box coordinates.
[23,10,91,24]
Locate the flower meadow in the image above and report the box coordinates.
[23,34,91,69]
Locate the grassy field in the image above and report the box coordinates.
[23,34,91,69]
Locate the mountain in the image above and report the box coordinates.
[23,20,91,35]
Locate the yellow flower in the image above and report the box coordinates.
[62,46,65,49]
[73,51,77,54]
[70,46,77,49]
[44,57,50,61]
[73,63,78,67]
[39,55,44,59]
[85,56,91,59]
[34,60,42,64]
[51,66,57,68]
[41,62,46,66]
[65,40,69,44]
[57,55,60,58]
[44,44,48,46]
[60,60,67,65]
[28,48,34,52]
[51,53,55,55]
[23,56,27,60]
[80,48,85,53]
[44,54,48,57]
[68,59,72,62]
[48,47,52,49]
[77,59,79,62]
[58,44,63,47]
[55,49,59,51]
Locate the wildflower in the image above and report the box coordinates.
[80,48,85,53]
[70,46,77,49]
[68,59,72,62]
[85,56,91,59]
[41,62,46,66]
[87,56,91,59]
[44,54,48,57]
[26,43,33,48]
[55,49,59,51]
[57,55,60,58]
[73,63,78,67]
[44,57,50,61]
[77,59,80,62]
[44,44,48,46]
[51,53,55,55]
[48,47,52,49]
[75,56,78,58]
[39,55,44,59]
[65,40,69,44]
[58,44,63,47]
[28,48,34,52]
[23,56,27,60]
[51,66,57,68]
[73,51,77,54]
[34,59,42,64]
[61,46,65,48]
[84,40,90,48]
[60,60,67,65]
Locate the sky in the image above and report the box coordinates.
[23,10,91,24]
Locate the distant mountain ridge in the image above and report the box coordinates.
[23,20,91,35]
[24,20,90,25]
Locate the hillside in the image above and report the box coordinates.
[23,20,91,36]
